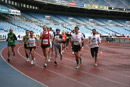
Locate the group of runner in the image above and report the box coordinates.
[6,26,101,69]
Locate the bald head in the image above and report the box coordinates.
[10,28,13,33]
[43,25,47,31]
[47,27,50,31]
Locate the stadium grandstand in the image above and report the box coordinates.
[0,0,130,87]
[0,0,130,39]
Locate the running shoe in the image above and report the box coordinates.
[54,60,57,65]
[48,59,51,62]
[76,65,80,69]
[31,60,34,65]
[44,63,47,68]
[94,63,98,67]
[26,58,30,62]
[72,52,74,54]
[7,58,10,63]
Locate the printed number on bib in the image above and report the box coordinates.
[29,43,34,47]
[55,36,59,39]
[74,39,79,44]
[8,38,13,42]
[43,39,48,44]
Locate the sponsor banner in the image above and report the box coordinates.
[0,7,9,14]
[104,6,108,10]
[60,1,68,5]
[84,4,92,8]
[92,5,98,9]
[56,0,67,5]
[84,4,108,10]
[9,9,21,15]
[76,3,84,7]
[68,2,76,6]
[98,5,104,9]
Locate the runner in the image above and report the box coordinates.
[26,31,39,65]
[40,25,52,68]
[71,30,75,54]
[81,32,85,49]
[66,32,70,49]
[71,27,85,69]
[6,28,17,62]
[47,27,53,62]
[61,31,67,52]
[88,29,101,67]
[53,29,64,65]
[20,30,30,62]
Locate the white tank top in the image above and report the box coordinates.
[28,37,36,47]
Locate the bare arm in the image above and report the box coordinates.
[35,37,39,47]
[40,32,43,39]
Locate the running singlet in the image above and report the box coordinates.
[88,35,101,48]
[23,36,28,45]
[72,33,84,45]
[7,33,17,45]
[28,37,36,47]
[62,34,67,41]
[41,32,50,46]
[54,34,62,43]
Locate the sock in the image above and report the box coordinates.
[76,58,79,65]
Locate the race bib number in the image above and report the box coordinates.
[43,39,48,44]
[8,38,13,42]
[29,40,34,47]
[29,43,34,47]
[55,36,59,39]
[74,39,79,44]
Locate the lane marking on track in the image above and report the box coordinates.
[0,47,48,87]
[36,44,130,78]
[34,48,130,87]
[63,50,130,78]
[18,45,93,87]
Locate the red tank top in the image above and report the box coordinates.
[41,32,50,46]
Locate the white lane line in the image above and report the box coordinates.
[83,46,130,65]
[63,50,130,78]
[34,50,130,87]
[36,46,130,78]
[18,45,93,87]
[0,47,48,87]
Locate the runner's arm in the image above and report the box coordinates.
[14,34,17,40]
[35,37,39,47]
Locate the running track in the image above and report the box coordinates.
[1,41,130,87]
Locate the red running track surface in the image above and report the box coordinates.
[1,42,130,87]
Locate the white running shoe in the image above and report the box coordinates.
[44,63,47,68]
[48,59,51,62]
[94,63,98,67]
[62,50,64,53]
[76,65,80,69]
[72,52,74,54]
[31,60,34,65]
[26,58,30,62]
